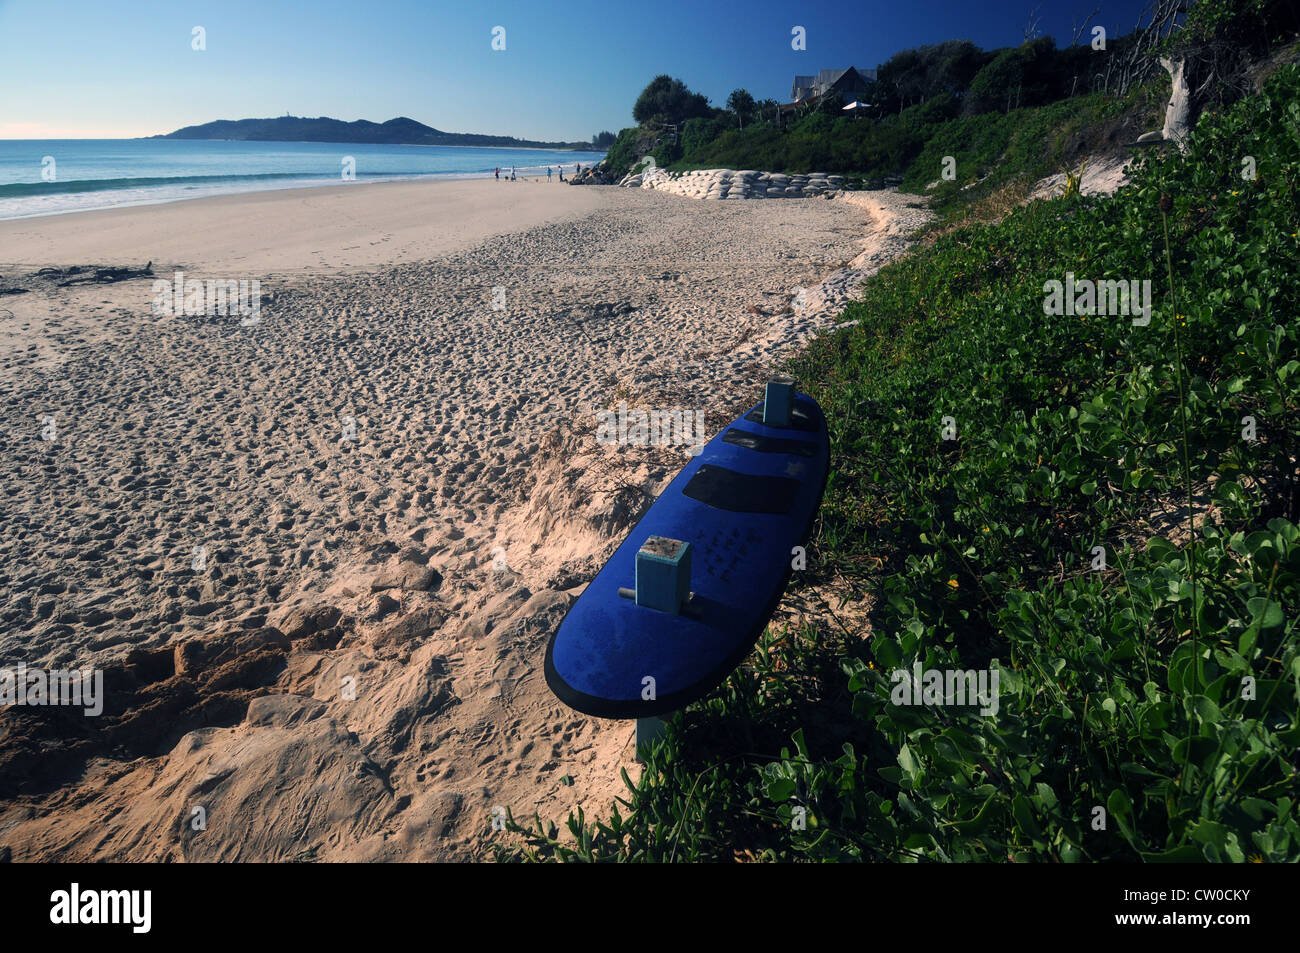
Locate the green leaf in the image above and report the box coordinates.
[1239,797,1273,822]
[1188,819,1231,850]
[1190,695,1223,725]
[1012,795,1040,835]
[952,794,998,834]
[765,777,797,802]
[1247,598,1284,634]
[1141,844,1205,862]
[1035,782,1059,811]
[898,744,922,782]
[1107,789,1138,847]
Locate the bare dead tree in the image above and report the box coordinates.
[1069,6,1103,96]
[1023,5,1043,43]
[1108,0,1190,96]
[1173,0,1272,110]
[1092,0,1269,141]
[1071,6,1102,45]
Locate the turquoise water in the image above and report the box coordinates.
[0,139,607,220]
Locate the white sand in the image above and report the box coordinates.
[0,178,611,275]
[0,179,926,860]
[1030,153,1132,201]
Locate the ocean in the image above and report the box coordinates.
[0,139,608,220]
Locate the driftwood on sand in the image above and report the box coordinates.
[49,262,154,287]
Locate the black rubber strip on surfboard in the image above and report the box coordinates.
[743,398,820,432]
[722,428,819,457]
[681,464,799,514]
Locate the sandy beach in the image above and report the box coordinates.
[0,177,926,861]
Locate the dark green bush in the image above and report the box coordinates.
[681,117,729,157]
[601,127,643,179]
[965,38,1059,115]
[632,75,712,126]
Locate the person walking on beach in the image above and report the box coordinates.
[494,167,499,180]
[547,166,552,182]
[510,166,516,181]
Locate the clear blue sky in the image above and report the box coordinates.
[0,0,1156,140]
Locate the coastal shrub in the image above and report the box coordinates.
[1172,0,1300,53]
[651,138,681,169]
[675,110,923,177]
[675,122,788,172]
[681,117,729,157]
[897,93,962,133]
[632,75,712,126]
[502,62,1300,863]
[876,41,990,115]
[671,80,1143,194]
[901,89,1139,213]
[964,37,1059,115]
[636,17,1194,184]
[601,127,643,179]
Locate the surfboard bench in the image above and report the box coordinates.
[544,378,830,761]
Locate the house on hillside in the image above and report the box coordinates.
[781,66,878,124]
[791,67,877,103]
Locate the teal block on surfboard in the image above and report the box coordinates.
[544,392,829,719]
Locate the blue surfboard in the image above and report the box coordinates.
[544,390,830,718]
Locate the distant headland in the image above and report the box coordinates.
[147,116,597,150]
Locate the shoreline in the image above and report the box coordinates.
[0,173,498,224]
[0,182,928,860]
[0,177,612,275]
[0,143,607,224]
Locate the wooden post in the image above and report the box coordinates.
[635,716,665,761]
[764,375,796,426]
[632,537,689,761]
[635,536,691,614]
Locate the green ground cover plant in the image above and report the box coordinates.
[501,61,1300,863]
